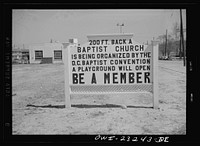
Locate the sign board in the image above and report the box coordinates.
[63,34,158,109]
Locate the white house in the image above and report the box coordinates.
[28,42,64,64]
[28,39,78,64]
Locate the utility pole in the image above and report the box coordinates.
[165,29,168,58]
[176,28,186,59]
[180,9,186,66]
[117,23,124,33]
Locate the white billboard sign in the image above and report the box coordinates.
[63,34,158,109]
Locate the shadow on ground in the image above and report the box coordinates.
[26,104,153,109]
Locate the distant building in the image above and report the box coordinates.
[12,48,29,64]
[28,39,78,64]
[28,42,63,64]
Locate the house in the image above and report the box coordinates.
[28,42,64,64]
[27,39,79,64]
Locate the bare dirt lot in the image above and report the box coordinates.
[12,60,186,135]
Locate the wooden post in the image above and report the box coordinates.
[152,41,159,109]
[62,42,71,108]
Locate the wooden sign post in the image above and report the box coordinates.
[63,34,159,109]
[152,41,159,109]
[62,42,71,108]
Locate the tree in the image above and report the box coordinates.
[157,34,177,58]
[167,35,176,57]
[157,35,166,57]
[172,22,179,41]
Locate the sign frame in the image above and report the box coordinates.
[63,40,159,109]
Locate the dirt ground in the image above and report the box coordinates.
[12,60,186,135]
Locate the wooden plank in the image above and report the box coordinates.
[70,84,153,92]
[70,91,151,95]
[63,43,71,108]
[152,41,159,109]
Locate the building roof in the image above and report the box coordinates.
[28,42,63,47]
[12,49,29,52]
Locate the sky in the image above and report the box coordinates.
[12,9,186,47]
